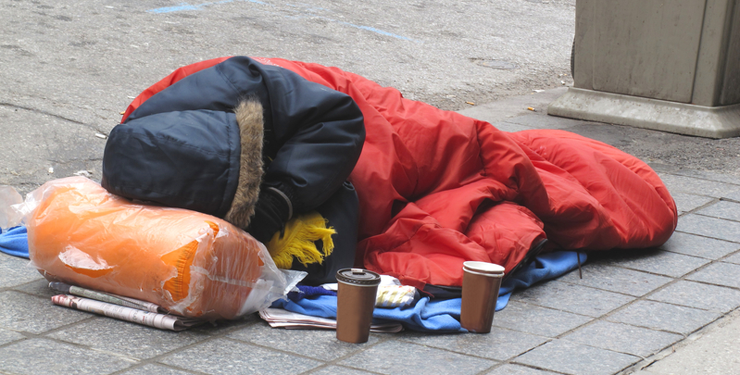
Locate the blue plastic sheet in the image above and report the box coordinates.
[274,250,587,332]
[0,226,29,258]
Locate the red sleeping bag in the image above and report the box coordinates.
[122,57,678,290]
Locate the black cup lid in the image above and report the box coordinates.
[336,268,381,285]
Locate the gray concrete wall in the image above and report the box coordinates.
[573,0,739,106]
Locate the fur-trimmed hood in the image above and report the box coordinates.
[103,56,364,235]
[223,100,264,228]
[101,100,265,227]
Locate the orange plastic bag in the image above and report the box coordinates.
[22,177,290,320]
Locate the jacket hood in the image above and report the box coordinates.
[101,100,264,224]
[224,100,264,228]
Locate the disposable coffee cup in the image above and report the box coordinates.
[336,268,381,343]
[460,261,505,333]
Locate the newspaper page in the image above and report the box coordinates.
[259,308,403,333]
[51,294,202,331]
[49,282,161,313]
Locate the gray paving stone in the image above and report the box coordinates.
[492,301,592,337]
[647,280,740,313]
[159,337,322,374]
[0,327,25,346]
[723,189,740,201]
[506,113,581,129]
[0,338,135,374]
[11,278,57,298]
[724,251,740,264]
[48,316,209,359]
[514,339,640,375]
[605,300,721,335]
[189,313,260,335]
[491,121,534,132]
[338,339,496,375]
[0,253,42,288]
[228,321,377,361]
[486,364,560,375]
[661,170,740,187]
[670,192,715,213]
[657,174,740,198]
[0,290,90,334]
[630,370,657,375]
[399,327,547,361]
[558,262,672,296]
[659,231,740,260]
[593,249,710,278]
[696,200,740,222]
[686,262,740,289]
[310,365,378,375]
[118,363,198,375]
[615,251,710,278]
[511,280,635,317]
[636,309,740,375]
[675,214,740,243]
[562,321,682,357]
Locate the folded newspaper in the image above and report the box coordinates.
[49,282,203,331]
[49,282,407,332]
[259,307,403,333]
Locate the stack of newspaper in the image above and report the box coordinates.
[49,282,203,331]
[259,308,403,333]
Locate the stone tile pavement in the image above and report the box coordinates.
[2,112,740,374]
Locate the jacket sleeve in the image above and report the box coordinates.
[249,61,364,214]
[259,77,365,213]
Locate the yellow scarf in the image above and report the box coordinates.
[266,211,335,269]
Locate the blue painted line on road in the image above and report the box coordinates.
[146,1,420,43]
[336,21,417,42]
[147,2,201,13]
[147,0,264,13]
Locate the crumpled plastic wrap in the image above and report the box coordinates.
[7,177,299,320]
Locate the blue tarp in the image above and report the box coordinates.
[273,251,587,332]
[0,226,28,258]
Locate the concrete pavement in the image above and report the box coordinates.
[1,89,740,374]
[2,0,740,373]
[632,309,740,375]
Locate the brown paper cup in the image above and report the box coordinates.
[336,268,380,343]
[460,261,504,333]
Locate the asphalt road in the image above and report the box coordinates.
[1,0,576,196]
[3,0,739,199]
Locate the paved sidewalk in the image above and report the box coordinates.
[2,91,740,375]
[632,309,740,375]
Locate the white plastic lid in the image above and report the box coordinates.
[463,261,505,274]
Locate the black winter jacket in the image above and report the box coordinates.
[102,56,365,239]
